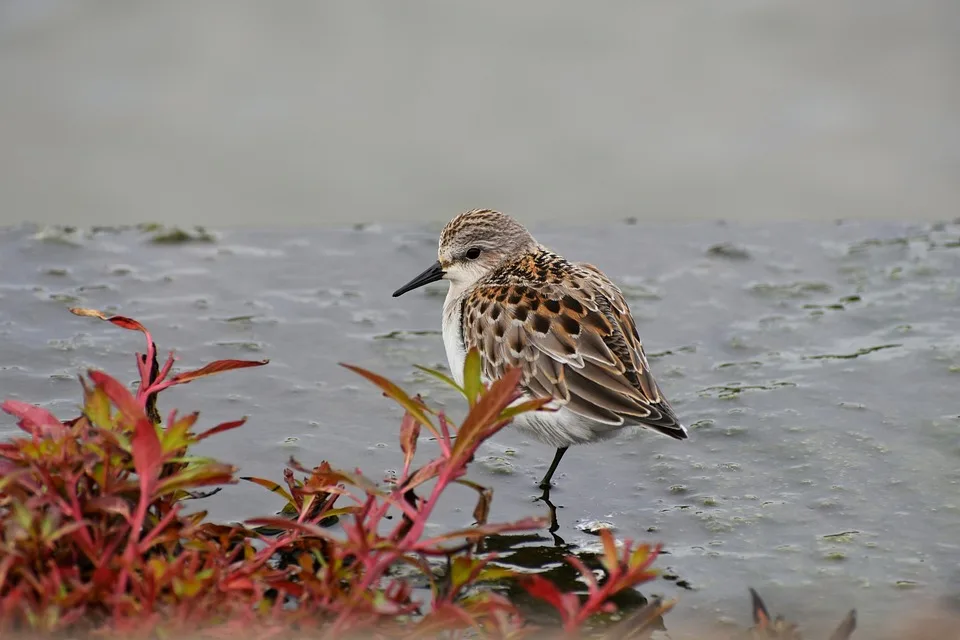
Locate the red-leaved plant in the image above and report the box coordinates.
[0,308,669,639]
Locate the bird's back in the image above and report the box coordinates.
[459,248,686,441]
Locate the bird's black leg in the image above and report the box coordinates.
[538,447,568,490]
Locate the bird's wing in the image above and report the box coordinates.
[461,260,686,439]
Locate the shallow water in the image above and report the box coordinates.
[1,219,959,636]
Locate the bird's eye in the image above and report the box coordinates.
[465,247,482,260]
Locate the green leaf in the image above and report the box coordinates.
[497,397,552,422]
[84,385,113,430]
[447,556,515,592]
[629,542,658,572]
[413,364,465,396]
[162,412,198,453]
[339,363,436,434]
[449,556,484,593]
[154,462,236,497]
[316,506,359,520]
[462,348,482,407]
[240,476,295,506]
[299,493,316,518]
[475,563,516,583]
[12,502,34,531]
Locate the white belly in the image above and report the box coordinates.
[441,290,467,387]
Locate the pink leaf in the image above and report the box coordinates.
[132,416,163,497]
[89,370,145,420]
[69,307,150,335]
[1,400,63,436]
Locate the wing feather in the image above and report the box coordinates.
[461,252,686,440]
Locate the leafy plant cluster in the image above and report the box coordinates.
[0,309,670,639]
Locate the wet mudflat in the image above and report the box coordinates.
[1,219,958,637]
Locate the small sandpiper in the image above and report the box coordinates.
[393,209,686,489]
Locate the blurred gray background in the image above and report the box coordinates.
[1,0,958,228]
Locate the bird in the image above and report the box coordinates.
[392,209,686,490]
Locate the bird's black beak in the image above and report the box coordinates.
[392,260,445,297]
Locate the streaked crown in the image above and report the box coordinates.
[438,209,538,264]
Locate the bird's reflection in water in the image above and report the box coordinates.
[472,484,670,634]
[536,485,565,545]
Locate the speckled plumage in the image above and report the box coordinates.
[394,209,686,488]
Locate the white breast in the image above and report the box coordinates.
[441,289,467,387]
[439,285,609,448]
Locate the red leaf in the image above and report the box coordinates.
[1,400,63,435]
[89,370,145,421]
[264,580,305,599]
[169,359,269,385]
[70,307,149,335]
[222,576,255,591]
[520,574,567,613]
[106,316,149,333]
[452,367,524,458]
[92,563,116,592]
[195,417,247,442]
[132,416,163,497]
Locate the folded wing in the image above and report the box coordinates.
[461,258,686,440]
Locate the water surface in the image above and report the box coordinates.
[1,219,958,637]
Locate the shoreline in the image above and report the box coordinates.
[1,212,953,234]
